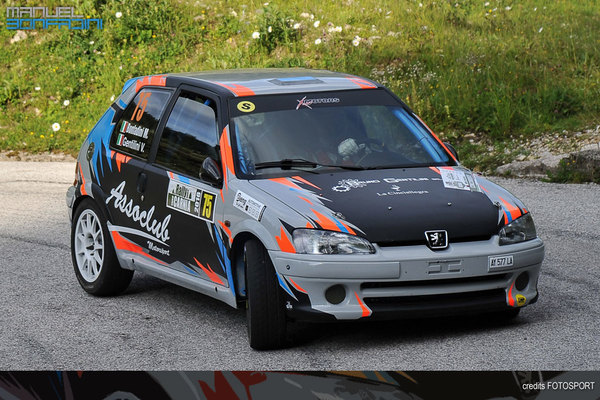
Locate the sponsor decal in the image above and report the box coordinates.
[233,190,266,221]
[106,181,171,242]
[296,96,340,110]
[332,178,381,192]
[489,255,514,269]
[332,177,439,193]
[147,241,170,256]
[440,168,482,192]
[237,101,255,113]
[377,188,429,196]
[166,179,216,222]
[425,230,448,249]
[120,121,149,139]
[516,294,527,306]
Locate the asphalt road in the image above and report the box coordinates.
[0,161,598,370]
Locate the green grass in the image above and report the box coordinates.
[1,0,600,172]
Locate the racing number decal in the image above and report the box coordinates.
[201,192,216,221]
[131,92,152,121]
[237,101,255,113]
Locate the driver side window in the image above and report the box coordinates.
[155,92,219,178]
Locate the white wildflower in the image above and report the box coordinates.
[484,2,490,6]
[352,35,361,46]
[110,95,115,101]
[538,27,543,33]
[505,6,511,11]
[52,123,61,132]
[335,26,342,32]
[315,38,322,45]
[313,20,320,28]
[293,22,301,29]
[267,26,272,33]
[34,86,41,91]
[252,31,260,39]
[115,11,122,18]
[63,100,70,106]
[230,10,238,17]
[89,40,94,45]
[300,12,310,18]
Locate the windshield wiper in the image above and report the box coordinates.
[255,158,318,170]
[255,159,367,171]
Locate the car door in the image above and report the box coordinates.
[141,87,230,287]
[104,87,173,252]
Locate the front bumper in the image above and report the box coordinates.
[269,237,544,321]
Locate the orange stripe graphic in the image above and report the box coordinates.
[275,226,296,253]
[218,220,233,245]
[110,231,166,265]
[78,163,88,196]
[355,292,372,317]
[292,176,321,190]
[269,177,303,191]
[508,282,515,307]
[213,82,255,97]
[499,196,522,221]
[287,277,308,294]
[346,77,377,89]
[194,258,225,285]
[311,209,340,232]
[135,75,166,93]
[219,126,235,195]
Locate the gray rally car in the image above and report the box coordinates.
[66,68,544,349]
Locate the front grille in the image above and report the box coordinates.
[363,289,508,318]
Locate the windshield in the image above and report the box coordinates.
[229,89,453,177]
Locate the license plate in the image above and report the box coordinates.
[488,255,514,269]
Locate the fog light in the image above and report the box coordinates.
[325,285,346,305]
[515,272,529,291]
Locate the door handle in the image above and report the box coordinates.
[137,172,147,194]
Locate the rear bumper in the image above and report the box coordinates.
[269,237,544,321]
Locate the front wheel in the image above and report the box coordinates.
[245,239,288,350]
[71,198,133,296]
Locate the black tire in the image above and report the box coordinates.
[71,198,133,296]
[245,239,288,350]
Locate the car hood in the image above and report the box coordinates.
[249,167,511,245]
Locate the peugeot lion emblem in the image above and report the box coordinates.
[425,230,448,250]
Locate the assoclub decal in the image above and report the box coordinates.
[233,190,266,221]
[106,181,171,242]
[166,179,216,222]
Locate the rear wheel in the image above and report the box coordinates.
[245,239,288,350]
[71,198,133,296]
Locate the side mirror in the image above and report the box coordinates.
[443,141,459,162]
[200,157,223,185]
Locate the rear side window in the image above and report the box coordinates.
[155,92,219,178]
[111,88,171,159]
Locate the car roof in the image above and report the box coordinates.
[161,68,382,97]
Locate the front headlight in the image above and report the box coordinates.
[499,213,537,245]
[292,229,375,255]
